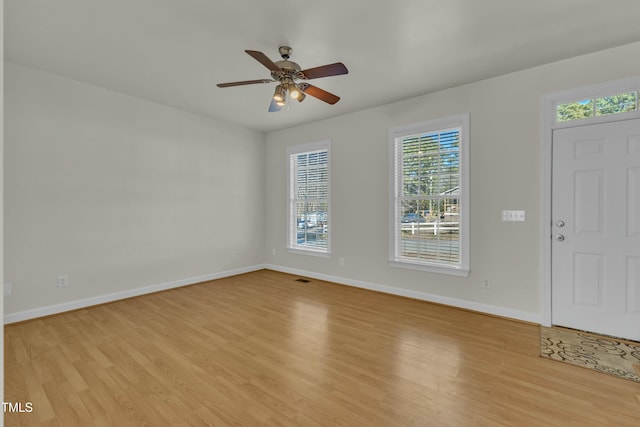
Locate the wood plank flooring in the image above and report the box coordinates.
[5,270,640,426]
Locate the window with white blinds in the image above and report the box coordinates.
[389,114,469,275]
[287,141,330,254]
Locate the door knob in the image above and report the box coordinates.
[553,234,565,241]
[555,220,565,227]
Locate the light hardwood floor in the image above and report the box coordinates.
[5,270,640,426]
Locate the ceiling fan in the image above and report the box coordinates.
[217,46,348,112]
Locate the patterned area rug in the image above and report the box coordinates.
[540,326,640,382]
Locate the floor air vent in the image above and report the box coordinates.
[295,278,311,283]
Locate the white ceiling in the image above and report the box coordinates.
[5,0,640,132]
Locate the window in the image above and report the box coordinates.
[287,141,330,254]
[556,90,638,123]
[389,114,469,276]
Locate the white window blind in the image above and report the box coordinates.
[390,114,469,275]
[288,141,330,254]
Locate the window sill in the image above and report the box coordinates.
[288,247,332,258]
[389,260,469,277]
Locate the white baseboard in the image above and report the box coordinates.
[264,264,543,324]
[5,263,543,325]
[3,264,264,324]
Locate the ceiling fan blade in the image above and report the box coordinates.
[217,79,273,88]
[300,62,348,80]
[268,98,282,112]
[245,50,281,72]
[299,83,340,105]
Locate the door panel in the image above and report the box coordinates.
[573,252,603,308]
[552,118,640,340]
[629,168,640,236]
[574,170,603,234]
[628,256,640,314]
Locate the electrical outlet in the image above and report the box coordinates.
[272,248,276,256]
[57,275,69,288]
[483,279,491,289]
[4,284,12,297]
[339,257,345,266]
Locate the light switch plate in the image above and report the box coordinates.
[502,210,526,222]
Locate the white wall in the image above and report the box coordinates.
[264,42,640,322]
[4,62,265,318]
[1,0,5,419]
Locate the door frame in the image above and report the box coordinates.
[540,76,640,327]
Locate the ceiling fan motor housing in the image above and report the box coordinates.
[272,60,302,82]
[271,47,304,82]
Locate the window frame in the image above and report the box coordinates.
[388,113,470,276]
[287,140,331,256]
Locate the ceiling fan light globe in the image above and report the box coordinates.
[273,85,286,102]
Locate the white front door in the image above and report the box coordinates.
[552,118,640,341]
